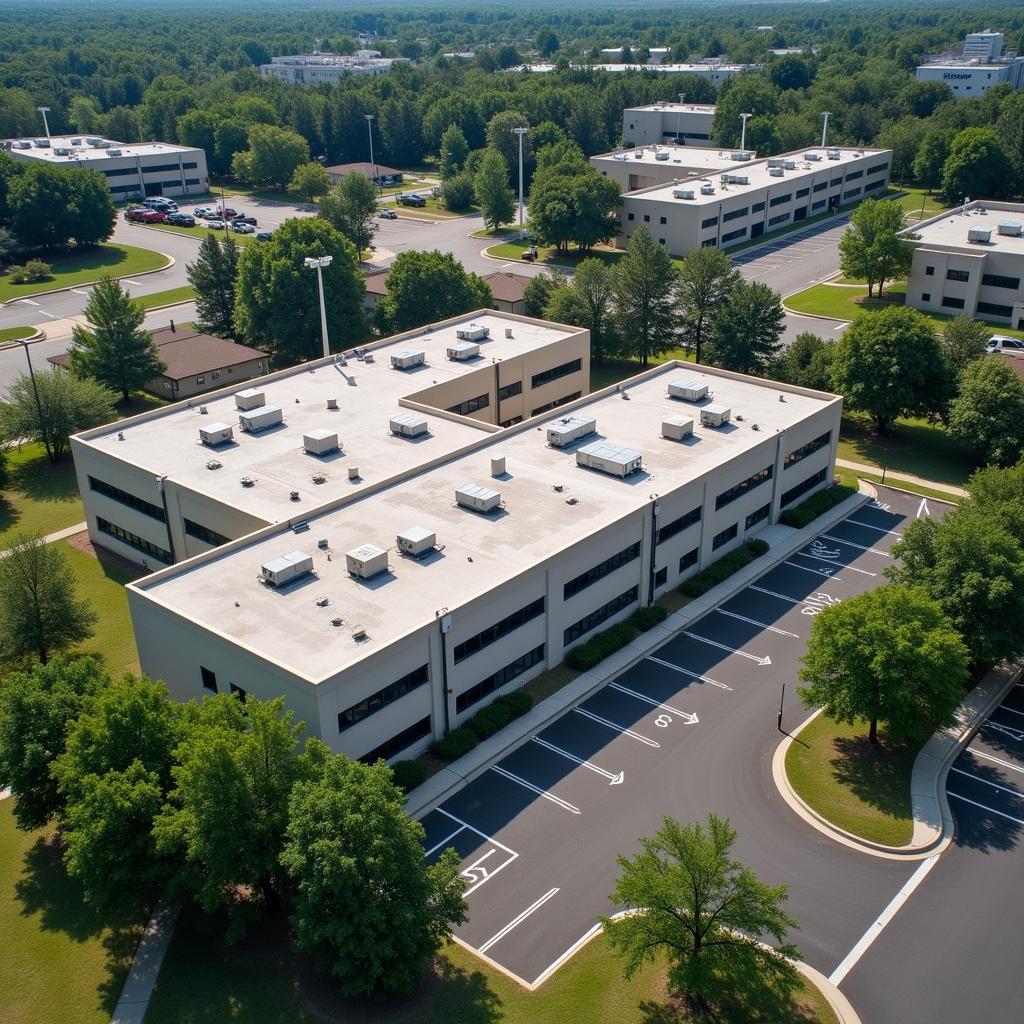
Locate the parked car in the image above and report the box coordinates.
[166,212,196,227]
[398,193,426,208]
[987,335,1024,355]
[193,206,215,217]
[232,214,257,226]
[137,210,166,223]
[123,207,149,221]
[378,207,397,219]
[205,218,226,229]
[255,231,273,242]
[144,198,177,212]
[219,208,238,220]
[232,221,255,234]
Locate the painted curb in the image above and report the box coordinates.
[1,252,175,307]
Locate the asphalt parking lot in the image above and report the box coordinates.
[733,215,850,289]
[421,487,953,986]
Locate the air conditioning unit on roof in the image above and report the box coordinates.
[260,550,313,587]
[236,388,265,411]
[576,441,643,478]
[239,406,283,432]
[968,226,992,244]
[447,340,480,360]
[345,543,388,579]
[547,415,596,448]
[456,323,489,342]
[390,413,428,438]
[396,526,436,557]
[455,483,501,512]
[700,404,731,427]
[199,422,233,446]
[668,380,709,402]
[391,348,425,370]
[303,429,338,456]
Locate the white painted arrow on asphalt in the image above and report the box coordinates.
[532,736,624,784]
[610,682,699,724]
[917,498,931,518]
[681,630,771,666]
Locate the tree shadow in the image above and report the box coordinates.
[830,734,915,823]
[639,976,819,1024]
[7,448,79,504]
[949,759,1022,854]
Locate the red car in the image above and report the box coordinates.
[139,210,166,223]
[124,207,149,222]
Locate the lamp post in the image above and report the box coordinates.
[739,112,752,153]
[15,339,51,460]
[36,106,51,140]
[365,114,379,193]
[304,255,334,359]
[820,111,831,149]
[512,126,529,240]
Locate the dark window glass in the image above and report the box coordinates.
[96,517,171,563]
[769,213,790,226]
[863,179,885,192]
[564,543,641,599]
[532,391,580,416]
[843,187,861,199]
[498,380,522,401]
[721,227,747,242]
[229,684,247,701]
[447,393,490,416]
[200,666,217,692]
[184,518,229,547]
[359,716,431,763]
[845,169,863,181]
[982,273,1020,290]
[941,296,966,309]
[454,597,545,663]
[701,216,718,228]
[657,506,701,544]
[977,301,1013,317]
[946,269,970,283]
[532,358,583,389]
[564,586,639,645]
[712,523,738,550]
[866,162,889,175]
[722,206,749,222]
[925,266,935,276]
[813,181,827,193]
[812,200,826,210]
[781,467,828,507]
[796,187,810,198]
[338,664,429,731]
[784,431,831,469]
[830,176,842,186]
[716,466,772,509]
[921,292,931,302]
[679,548,698,573]
[654,567,667,587]
[751,201,765,212]
[456,645,545,713]
[745,503,771,530]
[89,476,165,521]
[659,216,667,225]
[769,193,791,207]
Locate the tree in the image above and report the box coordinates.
[948,358,1024,467]
[474,150,515,232]
[601,814,800,1011]
[878,118,926,185]
[913,127,955,195]
[829,307,948,432]
[771,331,835,391]
[318,172,378,259]
[486,109,531,186]
[942,127,1014,202]
[613,226,680,366]
[523,270,566,317]
[232,124,311,190]
[529,162,620,253]
[9,164,115,249]
[837,200,914,298]
[676,247,741,364]
[187,233,241,339]
[0,367,116,462]
[798,584,968,744]
[376,250,492,334]
[546,258,619,365]
[280,750,467,997]
[288,161,331,204]
[440,172,475,212]
[769,54,812,91]
[0,655,108,831]
[0,534,96,665]
[67,277,166,401]
[706,280,784,375]
[939,316,989,379]
[234,218,366,366]
[535,27,560,58]
[68,96,102,134]
[438,124,469,181]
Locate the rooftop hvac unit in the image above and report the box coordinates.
[396,526,436,557]
[235,388,266,411]
[662,417,694,441]
[782,159,797,170]
[391,348,425,370]
[633,149,644,158]
[455,483,501,512]
[303,429,339,456]
[730,151,753,161]
[723,173,749,185]
[654,148,669,160]
[997,221,1023,236]
[199,422,234,446]
[673,187,695,199]
[576,441,643,478]
[260,550,313,587]
[239,406,283,433]
[700,404,731,427]
[667,380,709,402]
[826,148,841,160]
[345,543,389,580]
[547,415,597,448]
[390,413,428,438]
[968,226,992,244]
[447,341,480,361]
[105,148,122,157]
[768,167,784,177]
[767,158,784,168]
[700,183,715,195]
[53,147,71,156]
[805,152,821,161]
[456,323,490,342]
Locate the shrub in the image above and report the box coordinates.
[429,726,479,762]
[630,605,668,631]
[566,621,638,671]
[441,173,475,211]
[679,540,769,599]
[779,484,857,528]
[7,260,52,284]
[496,690,533,717]
[465,700,513,740]
[391,759,429,794]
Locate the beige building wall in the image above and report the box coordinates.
[622,106,716,147]
[155,355,269,400]
[906,246,1024,327]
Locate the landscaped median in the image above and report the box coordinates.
[0,326,38,344]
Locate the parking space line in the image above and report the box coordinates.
[531,922,604,988]
[846,519,902,537]
[424,825,465,858]
[645,655,732,690]
[948,791,1024,825]
[435,807,519,856]
[821,534,891,557]
[793,551,878,576]
[713,607,800,638]
[610,682,699,723]
[490,765,582,814]
[681,630,771,666]
[950,766,1024,800]
[574,707,661,748]
[532,737,624,784]
[997,704,1024,718]
[477,888,560,954]
[982,720,1024,743]
[967,747,1024,774]
[783,560,843,581]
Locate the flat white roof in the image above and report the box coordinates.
[625,103,716,114]
[133,364,838,681]
[906,202,1024,257]
[592,145,743,172]
[5,137,200,162]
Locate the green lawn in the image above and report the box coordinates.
[834,466,961,505]
[888,186,949,223]
[146,909,836,1024]
[0,326,36,343]
[786,713,916,847]
[0,443,83,549]
[134,285,195,310]
[485,240,629,270]
[140,222,257,246]
[591,350,694,392]
[471,225,517,238]
[0,244,169,303]
[0,801,147,1024]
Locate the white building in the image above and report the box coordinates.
[4,136,208,200]
[71,309,840,765]
[915,31,1024,96]
[622,102,717,147]
[616,146,892,256]
[260,53,411,84]
[592,144,752,193]
[902,201,1024,329]
[517,62,759,82]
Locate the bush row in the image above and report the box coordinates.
[778,484,858,529]
[565,605,669,672]
[678,539,770,599]
[7,259,52,284]
[428,689,535,763]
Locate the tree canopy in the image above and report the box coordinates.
[947,358,1024,467]
[474,149,515,232]
[187,233,241,340]
[676,247,741,365]
[318,171,378,258]
[706,280,784,375]
[612,226,679,366]
[837,199,914,298]
[232,124,311,190]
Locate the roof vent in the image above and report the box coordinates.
[236,388,266,411]
[303,429,339,456]
[199,422,233,446]
[290,490,300,501]
[456,483,502,513]
[345,544,389,579]
[700,183,715,195]
[199,406,208,415]
[391,348,425,370]
[456,323,490,341]
[505,327,513,338]
[547,415,597,448]
[491,456,506,477]
[348,466,360,480]
[447,341,480,361]
[327,397,338,410]
[206,459,222,470]
[312,472,327,484]
[576,441,643,478]
[668,380,709,402]
[662,417,694,440]
[768,167,784,177]
[240,475,256,487]
[364,353,374,363]
[396,526,436,557]
[700,404,731,427]
[968,226,992,244]
[260,550,313,587]
[390,413,428,438]
[239,406,283,432]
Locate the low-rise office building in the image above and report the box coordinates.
[615,146,892,256]
[326,162,404,187]
[4,136,208,199]
[915,31,1024,97]
[902,202,1024,329]
[261,53,411,84]
[592,144,752,193]
[518,62,759,82]
[622,103,717,148]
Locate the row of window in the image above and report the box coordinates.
[89,476,165,521]
[338,664,429,732]
[498,379,522,401]
[453,596,545,663]
[532,391,580,416]
[983,273,1021,291]
[532,358,583,389]
[721,227,747,243]
[866,162,889,176]
[845,169,863,181]
[447,393,489,417]
[457,645,545,713]
[702,216,718,229]
[96,517,171,563]
[863,179,886,193]
[784,431,832,469]
[769,193,791,208]
[657,505,701,544]
[564,586,639,645]
[745,503,771,530]
[723,206,748,222]
[796,187,810,198]
[564,542,641,600]
[977,300,1014,318]
[360,716,431,764]
[781,467,828,507]
[679,548,699,573]
[769,213,790,227]
[712,522,738,550]
[947,268,970,283]
[716,466,772,510]
[844,187,862,200]
[199,667,245,699]
[184,518,229,547]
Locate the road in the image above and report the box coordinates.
[420,487,952,989]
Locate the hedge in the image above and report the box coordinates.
[565,604,670,672]
[428,690,536,763]
[391,759,429,794]
[678,539,770,599]
[779,483,857,529]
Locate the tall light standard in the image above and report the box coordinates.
[739,112,752,153]
[365,114,379,193]
[304,255,334,359]
[512,126,529,240]
[677,93,686,143]
[14,338,50,459]
[820,111,831,149]
[36,106,51,140]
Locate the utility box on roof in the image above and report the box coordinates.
[547,415,597,448]
[391,349,425,370]
[447,341,480,361]
[662,417,694,441]
[235,388,265,411]
[260,550,313,587]
[346,544,389,580]
[968,226,992,244]
[303,429,339,456]
[668,380,709,402]
[456,324,489,341]
[390,413,428,438]
[239,406,283,432]
[456,483,501,512]
[576,442,643,478]
[396,526,436,557]
[700,404,731,427]
[199,422,233,446]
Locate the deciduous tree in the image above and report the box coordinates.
[939,316,989,379]
[474,150,515,232]
[438,124,469,181]
[545,258,619,364]
[232,124,311,190]
[676,247,741,364]
[288,161,331,204]
[837,199,913,298]
[318,171,378,259]
[942,127,1014,202]
[706,280,784,375]
[9,164,115,249]
[770,331,835,391]
[947,357,1024,467]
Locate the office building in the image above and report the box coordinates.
[622,103,717,148]
[915,31,1024,97]
[592,144,752,193]
[260,53,411,84]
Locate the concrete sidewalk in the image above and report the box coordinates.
[111,903,179,1024]
[0,521,87,557]
[836,457,967,499]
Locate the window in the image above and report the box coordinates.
[679,548,698,573]
[784,431,831,469]
[447,393,490,416]
[654,566,668,587]
[716,466,772,509]
[532,358,582,389]
[212,371,220,380]
[457,645,544,713]
[866,162,889,176]
[454,597,545,663]
[229,683,247,701]
[643,214,650,223]
[184,518,229,547]
[781,467,827,507]
[845,169,863,181]
[701,216,719,228]
[843,187,861,199]
[813,181,827,193]
[564,542,641,599]
[946,269,970,283]
[500,416,523,427]
[982,273,1020,290]
[498,380,522,401]
[96,518,172,563]
[359,716,431,763]
[338,664,429,731]
[745,503,770,530]
[712,523,738,550]
[659,216,667,225]
[184,178,200,186]
[795,187,810,198]
[701,238,717,248]
[182,161,198,169]
[627,213,635,221]
[200,666,217,692]
[925,266,935,276]
[532,392,580,416]
[977,300,1013,318]
[941,296,966,310]
[721,227,747,243]
[769,193,791,207]
[102,166,141,177]
[769,213,790,226]
[143,162,186,174]
[89,477,165,521]
[723,206,749,222]
[564,586,639,644]
[162,381,172,391]
[751,201,765,213]
[812,200,826,211]
[657,505,701,544]
[921,292,931,302]
[830,176,842,187]
[863,179,885,193]
[196,377,205,386]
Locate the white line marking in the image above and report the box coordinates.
[122,278,143,286]
[983,721,1024,743]
[917,498,931,519]
[783,559,843,581]
[574,707,661,747]
[996,704,1024,718]
[531,922,604,988]
[489,765,582,814]
[70,288,91,296]
[821,534,890,557]
[829,855,940,987]
[681,630,771,666]
[609,682,699,723]
[966,747,1024,774]
[950,767,1024,800]
[948,792,1024,825]
[714,607,799,638]
[846,519,902,537]
[793,551,877,576]
[424,825,465,858]
[435,807,518,856]
[532,736,624,784]
[478,888,560,954]
[644,655,732,690]
[750,583,820,606]
[16,298,39,306]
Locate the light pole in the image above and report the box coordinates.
[304,255,334,359]
[513,126,529,240]
[15,339,51,460]
[365,114,379,193]
[677,93,686,143]
[820,111,831,149]
[36,106,51,140]
[739,112,752,153]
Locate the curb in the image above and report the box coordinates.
[0,327,46,350]
[773,663,1022,860]
[480,244,574,271]
[1,252,175,307]
[836,463,966,500]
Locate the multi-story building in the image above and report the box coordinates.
[4,136,208,199]
[517,62,759,82]
[621,103,717,148]
[902,202,1024,329]
[260,53,411,84]
[615,146,892,256]
[915,31,1024,97]
[592,143,752,193]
